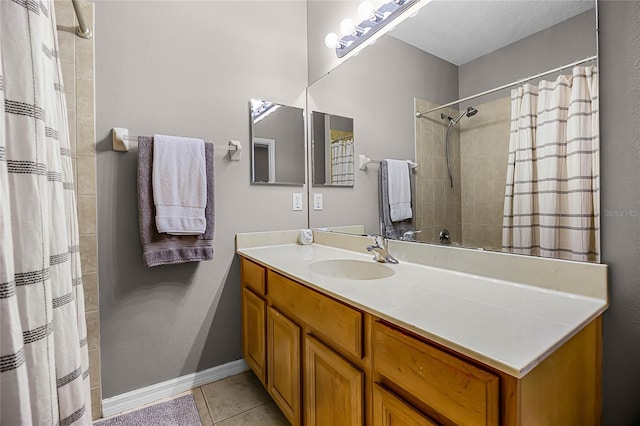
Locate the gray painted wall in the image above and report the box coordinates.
[599,1,640,424]
[95,1,308,398]
[459,9,597,102]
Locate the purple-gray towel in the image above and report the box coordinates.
[137,136,214,267]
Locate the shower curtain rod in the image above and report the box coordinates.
[71,0,92,39]
[415,55,598,118]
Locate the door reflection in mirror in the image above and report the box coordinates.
[312,111,354,187]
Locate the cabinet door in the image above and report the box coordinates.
[242,288,266,385]
[373,384,438,426]
[304,334,364,426]
[267,306,301,426]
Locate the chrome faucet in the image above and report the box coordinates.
[367,235,399,264]
[400,230,421,242]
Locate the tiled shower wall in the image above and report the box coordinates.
[415,97,510,250]
[459,97,511,251]
[414,98,462,245]
[55,1,101,419]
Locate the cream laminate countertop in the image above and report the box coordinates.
[237,242,607,378]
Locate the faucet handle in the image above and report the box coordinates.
[372,235,387,249]
[401,230,422,241]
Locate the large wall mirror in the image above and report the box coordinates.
[250,99,305,186]
[307,0,600,262]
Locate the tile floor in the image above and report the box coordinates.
[107,371,288,426]
[194,371,288,425]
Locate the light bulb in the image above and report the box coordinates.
[340,18,356,36]
[357,1,375,21]
[324,33,339,49]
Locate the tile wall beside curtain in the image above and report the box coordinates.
[415,98,462,245]
[55,0,101,419]
[460,97,511,251]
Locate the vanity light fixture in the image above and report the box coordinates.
[251,99,280,124]
[325,0,427,59]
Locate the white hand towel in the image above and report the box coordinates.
[152,134,207,235]
[386,159,412,222]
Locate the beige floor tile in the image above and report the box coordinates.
[201,371,270,423]
[193,387,214,426]
[215,401,288,426]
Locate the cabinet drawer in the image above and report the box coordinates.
[241,257,266,295]
[373,383,438,426]
[268,271,363,358]
[373,322,499,426]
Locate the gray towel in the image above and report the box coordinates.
[137,136,214,267]
[379,160,414,240]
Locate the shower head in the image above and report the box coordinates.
[466,106,478,117]
[443,106,479,127]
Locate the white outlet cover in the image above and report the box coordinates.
[292,193,303,211]
[313,193,323,211]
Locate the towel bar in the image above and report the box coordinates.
[358,154,417,171]
[112,127,242,161]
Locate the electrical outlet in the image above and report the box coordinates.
[313,193,323,211]
[292,193,303,211]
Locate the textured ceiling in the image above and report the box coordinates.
[388,0,595,66]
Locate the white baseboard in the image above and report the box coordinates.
[101,359,249,418]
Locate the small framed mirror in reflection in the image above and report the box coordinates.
[250,99,305,186]
[311,111,355,187]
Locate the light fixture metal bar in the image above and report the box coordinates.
[335,0,421,59]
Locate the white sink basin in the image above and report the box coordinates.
[309,259,395,280]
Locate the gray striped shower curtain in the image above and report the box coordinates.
[502,66,599,262]
[0,1,92,424]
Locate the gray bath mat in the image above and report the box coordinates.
[94,394,202,426]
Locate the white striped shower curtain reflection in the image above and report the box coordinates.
[330,138,355,185]
[1,1,92,425]
[502,66,599,262]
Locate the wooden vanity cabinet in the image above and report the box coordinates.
[241,257,364,426]
[239,255,602,426]
[269,270,366,426]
